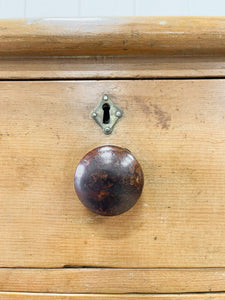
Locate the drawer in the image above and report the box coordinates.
[0,79,225,269]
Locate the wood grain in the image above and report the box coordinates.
[0,17,225,56]
[1,56,225,79]
[0,292,225,300]
[0,268,225,294]
[1,80,225,268]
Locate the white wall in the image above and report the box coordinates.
[0,0,224,18]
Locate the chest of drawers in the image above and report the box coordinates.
[1,17,225,299]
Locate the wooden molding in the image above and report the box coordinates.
[1,292,225,300]
[0,17,225,56]
[1,56,225,79]
[0,268,225,294]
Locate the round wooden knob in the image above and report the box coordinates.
[74,145,144,216]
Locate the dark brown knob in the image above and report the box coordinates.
[74,145,144,216]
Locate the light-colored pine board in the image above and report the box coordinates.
[1,56,225,79]
[1,80,225,268]
[0,17,225,56]
[0,0,25,18]
[25,0,79,18]
[0,268,225,294]
[135,0,189,16]
[0,292,225,299]
[188,0,225,16]
[80,0,134,17]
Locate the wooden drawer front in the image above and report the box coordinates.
[0,80,225,268]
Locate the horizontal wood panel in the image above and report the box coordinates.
[1,17,225,56]
[1,80,225,268]
[1,292,225,300]
[1,268,225,294]
[1,56,225,79]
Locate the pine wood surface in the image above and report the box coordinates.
[0,80,225,268]
[1,56,225,79]
[0,17,225,56]
[0,268,225,294]
[0,292,225,300]
[1,15,225,298]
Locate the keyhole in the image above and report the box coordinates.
[102,103,110,124]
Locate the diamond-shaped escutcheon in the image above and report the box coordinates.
[91,94,123,135]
